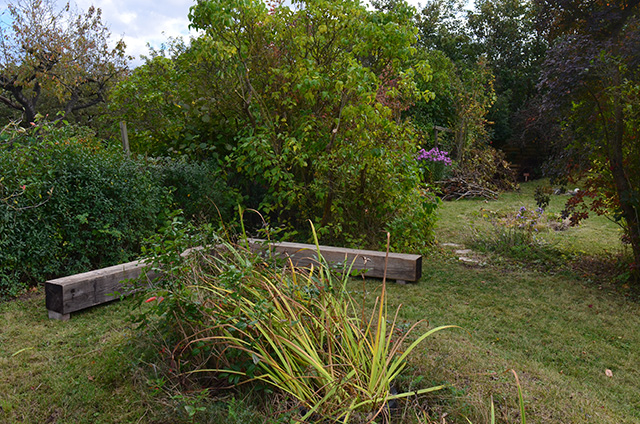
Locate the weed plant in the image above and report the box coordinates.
[468,206,567,268]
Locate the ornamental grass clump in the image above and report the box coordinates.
[139,224,453,423]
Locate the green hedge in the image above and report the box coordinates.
[151,157,241,225]
[0,123,171,298]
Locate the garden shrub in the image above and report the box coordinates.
[151,157,241,225]
[309,131,440,253]
[534,185,552,210]
[0,122,171,298]
[180,0,440,253]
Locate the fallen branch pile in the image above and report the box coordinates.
[439,177,499,200]
[437,146,518,200]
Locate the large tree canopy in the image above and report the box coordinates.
[411,0,497,161]
[467,0,547,147]
[0,0,128,124]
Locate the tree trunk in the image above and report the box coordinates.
[2,85,37,124]
[609,87,640,281]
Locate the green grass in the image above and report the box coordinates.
[1,181,639,423]
[375,180,639,423]
[0,290,280,423]
[0,292,151,423]
[358,261,640,423]
[436,179,625,255]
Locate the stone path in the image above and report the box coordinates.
[441,243,485,266]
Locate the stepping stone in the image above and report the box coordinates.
[459,257,481,265]
[441,243,463,248]
[454,249,474,255]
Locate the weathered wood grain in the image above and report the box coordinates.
[45,260,159,319]
[45,241,421,320]
[248,239,422,282]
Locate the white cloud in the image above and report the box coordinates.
[118,11,137,25]
[73,0,197,66]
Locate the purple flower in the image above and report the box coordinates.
[417,148,452,165]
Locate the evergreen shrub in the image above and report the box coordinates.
[151,158,240,225]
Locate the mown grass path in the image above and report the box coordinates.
[363,181,640,423]
[0,292,153,423]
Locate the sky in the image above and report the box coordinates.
[0,0,462,67]
[72,0,197,65]
[70,0,436,66]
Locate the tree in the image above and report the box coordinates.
[108,35,247,160]
[535,0,640,280]
[0,0,128,124]
[109,41,189,156]
[183,0,437,250]
[411,1,496,160]
[415,0,478,64]
[467,0,547,147]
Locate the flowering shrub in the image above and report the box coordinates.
[417,147,452,183]
[417,147,453,165]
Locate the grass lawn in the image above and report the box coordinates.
[1,181,639,423]
[0,291,164,423]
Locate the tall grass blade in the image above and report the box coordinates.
[510,369,526,424]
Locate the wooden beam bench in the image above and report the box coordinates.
[45,260,159,321]
[248,239,422,283]
[45,241,421,320]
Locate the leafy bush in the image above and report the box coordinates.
[174,0,441,252]
[151,157,241,225]
[534,185,552,210]
[0,122,171,298]
[310,136,440,252]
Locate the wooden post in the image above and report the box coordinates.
[119,121,130,157]
[433,125,452,150]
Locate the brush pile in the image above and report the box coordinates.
[439,146,518,200]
